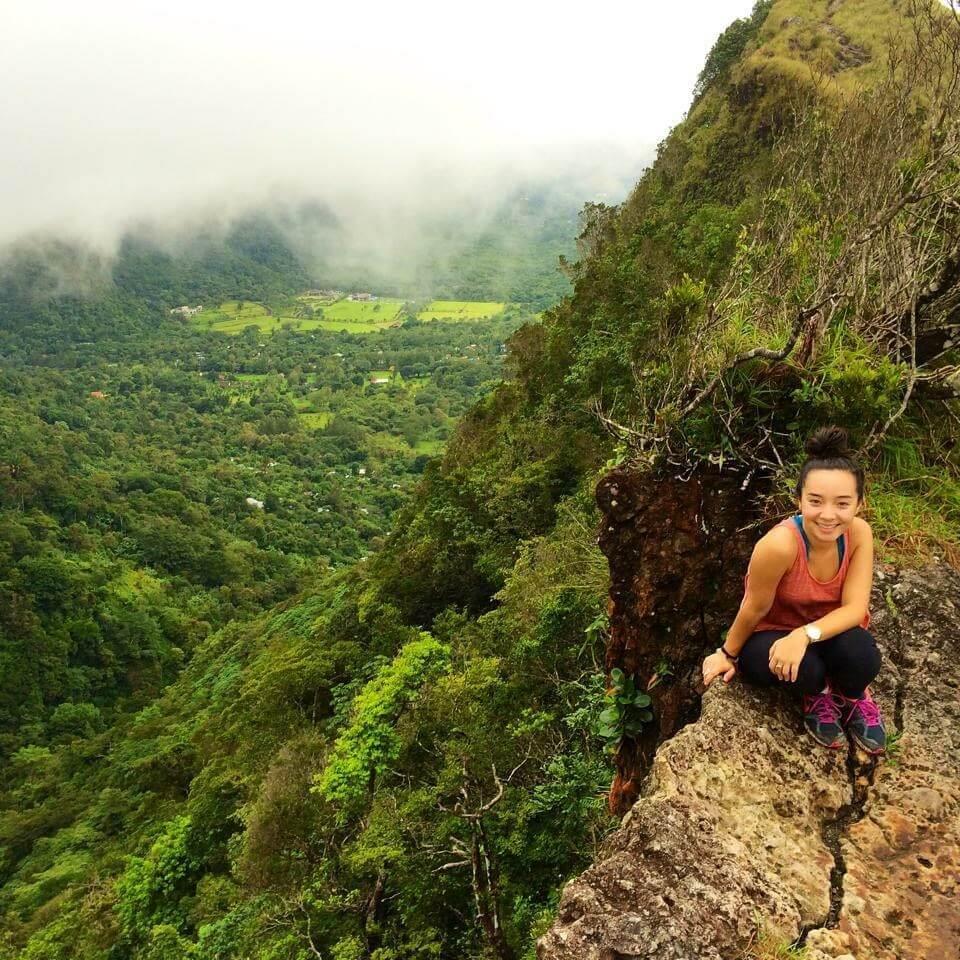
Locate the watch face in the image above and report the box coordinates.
[806,625,822,641]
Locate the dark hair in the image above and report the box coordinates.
[795,426,865,502]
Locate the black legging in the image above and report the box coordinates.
[737,627,881,699]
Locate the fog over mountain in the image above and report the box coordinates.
[3,0,755,269]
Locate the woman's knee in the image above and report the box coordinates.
[827,627,881,670]
[824,627,881,690]
[737,632,783,686]
[738,631,826,692]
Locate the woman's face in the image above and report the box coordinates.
[798,468,860,546]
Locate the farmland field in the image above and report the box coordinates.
[197,296,508,334]
[416,300,506,322]
[196,298,405,334]
[318,298,405,326]
[308,318,399,333]
[196,301,275,332]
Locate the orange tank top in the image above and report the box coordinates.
[745,516,871,632]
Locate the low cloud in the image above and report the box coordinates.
[2,0,755,267]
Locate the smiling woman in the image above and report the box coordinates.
[702,426,886,755]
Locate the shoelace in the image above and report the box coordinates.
[806,691,842,724]
[840,692,882,727]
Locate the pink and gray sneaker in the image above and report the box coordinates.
[835,686,887,755]
[801,689,847,750]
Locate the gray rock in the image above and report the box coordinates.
[537,565,960,960]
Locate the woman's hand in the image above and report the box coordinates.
[768,629,810,682]
[702,649,736,688]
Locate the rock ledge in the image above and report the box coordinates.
[537,566,960,960]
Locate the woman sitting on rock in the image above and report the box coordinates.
[701,426,886,754]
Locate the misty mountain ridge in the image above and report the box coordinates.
[1,154,643,320]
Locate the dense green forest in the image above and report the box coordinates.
[2,2,959,959]
[0,313,537,753]
[0,199,565,759]
[0,134,610,960]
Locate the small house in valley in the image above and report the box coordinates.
[170,305,204,318]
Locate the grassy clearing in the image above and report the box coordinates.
[196,297,406,334]
[304,319,396,333]
[417,300,506,322]
[198,296,510,334]
[299,412,334,430]
[196,301,273,333]
[212,301,270,320]
[193,300,277,333]
[320,298,405,324]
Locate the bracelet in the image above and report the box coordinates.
[719,645,739,665]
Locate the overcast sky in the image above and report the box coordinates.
[2,0,756,249]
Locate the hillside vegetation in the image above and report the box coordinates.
[1,2,959,960]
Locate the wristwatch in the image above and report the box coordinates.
[803,624,822,643]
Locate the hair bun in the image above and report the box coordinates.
[805,425,850,459]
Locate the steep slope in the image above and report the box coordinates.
[535,1,960,955]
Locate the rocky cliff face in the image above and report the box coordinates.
[537,563,960,960]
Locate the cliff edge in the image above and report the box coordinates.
[537,564,960,959]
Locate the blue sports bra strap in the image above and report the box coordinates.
[793,515,843,562]
[792,515,809,557]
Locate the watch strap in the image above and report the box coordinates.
[720,645,739,664]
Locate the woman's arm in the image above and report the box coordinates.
[702,528,794,687]
[723,528,796,656]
